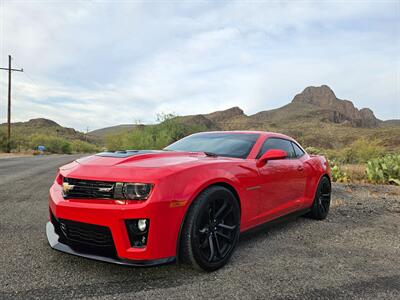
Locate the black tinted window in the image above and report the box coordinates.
[257,138,296,159]
[292,142,305,158]
[164,133,260,159]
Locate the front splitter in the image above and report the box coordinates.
[46,221,175,267]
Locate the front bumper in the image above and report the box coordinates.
[46,222,175,266]
[47,182,186,266]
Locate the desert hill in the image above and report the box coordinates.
[3,85,397,151]
[91,85,399,150]
[0,118,87,141]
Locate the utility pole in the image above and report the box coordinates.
[0,55,23,152]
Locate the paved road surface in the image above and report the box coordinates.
[0,155,399,299]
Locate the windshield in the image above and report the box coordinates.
[164,133,260,159]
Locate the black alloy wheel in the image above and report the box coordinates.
[307,176,331,220]
[180,186,240,271]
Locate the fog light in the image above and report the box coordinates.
[125,219,150,248]
[138,219,147,231]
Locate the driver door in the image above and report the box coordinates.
[257,138,304,221]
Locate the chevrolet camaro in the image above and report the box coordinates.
[47,131,331,271]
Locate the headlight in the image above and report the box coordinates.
[120,183,153,200]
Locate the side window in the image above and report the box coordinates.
[257,138,296,159]
[292,142,305,158]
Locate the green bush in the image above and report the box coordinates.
[334,138,384,164]
[30,134,72,154]
[71,140,100,153]
[105,114,207,151]
[0,130,8,151]
[29,135,101,154]
[366,154,400,185]
[329,160,349,183]
[304,146,322,155]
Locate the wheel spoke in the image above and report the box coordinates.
[215,201,228,219]
[220,206,233,221]
[322,198,330,204]
[216,231,233,243]
[208,235,215,262]
[218,223,236,231]
[212,200,217,219]
[319,198,326,213]
[195,195,239,264]
[214,234,222,257]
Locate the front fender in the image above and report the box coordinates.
[161,161,259,247]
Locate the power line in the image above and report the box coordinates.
[11,59,41,89]
[0,55,24,152]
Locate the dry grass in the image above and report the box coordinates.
[341,164,367,182]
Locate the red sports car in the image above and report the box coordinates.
[47,131,331,271]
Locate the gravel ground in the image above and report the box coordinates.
[0,155,399,299]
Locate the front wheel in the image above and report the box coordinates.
[180,186,240,271]
[306,176,331,220]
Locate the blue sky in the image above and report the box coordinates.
[0,0,399,131]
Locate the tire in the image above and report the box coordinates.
[180,186,240,271]
[306,176,331,220]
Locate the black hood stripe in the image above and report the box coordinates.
[96,150,164,158]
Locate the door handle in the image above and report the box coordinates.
[297,166,304,172]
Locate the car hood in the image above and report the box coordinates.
[59,150,238,182]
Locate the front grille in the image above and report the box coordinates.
[63,177,115,199]
[51,211,117,257]
[59,219,114,247]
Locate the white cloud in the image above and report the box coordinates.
[0,0,399,131]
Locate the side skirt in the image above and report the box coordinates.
[240,208,311,237]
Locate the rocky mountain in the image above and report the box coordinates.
[9,85,395,150]
[291,85,380,127]
[173,85,384,131]
[205,106,245,123]
[91,85,398,149]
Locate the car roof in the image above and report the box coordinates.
[193,130,295,141]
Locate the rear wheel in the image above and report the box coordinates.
[307,176,331,220]
[180,186,240,271]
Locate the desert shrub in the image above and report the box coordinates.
[105,132,125,152]
[335,138,384,164]
[365,154,400,185]
[30,134,72,154]
[341,164,366,182]
[70,140,100,153]
[304,146,322,155]
[0,130,8,151]
[329,160,349,183]
[105,113,207,151]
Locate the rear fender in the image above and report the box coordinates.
[304,155,331,207]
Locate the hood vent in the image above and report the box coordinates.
[96,150,163,158]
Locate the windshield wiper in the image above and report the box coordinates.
[204,151,218,157]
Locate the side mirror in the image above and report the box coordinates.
[256,149,288,167]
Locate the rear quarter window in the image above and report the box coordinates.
[292,142,305,158]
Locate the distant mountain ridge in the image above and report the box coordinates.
[172,85,384,130]
[88,85,399,149]
[291,85,379,127]
[2,85,398,150]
